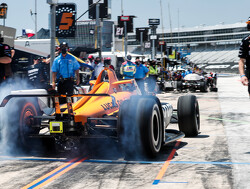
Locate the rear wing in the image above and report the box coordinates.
[0,93,110,107]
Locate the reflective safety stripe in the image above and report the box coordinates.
[149,66,158,75]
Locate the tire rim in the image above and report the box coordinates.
[151,108,160,149]
[23,109,34,127]
[20,106,35,144]
[195,101,200,131]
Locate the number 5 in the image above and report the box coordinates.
[59,13,73,30]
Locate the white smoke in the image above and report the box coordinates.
[0,78,33,155]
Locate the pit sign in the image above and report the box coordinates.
[56,3,76,38]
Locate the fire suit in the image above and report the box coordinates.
[120,61,136,79]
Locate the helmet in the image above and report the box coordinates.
[34,56,40,60]
[127,55,132,61]
[88,55,94,59]
[60,42,68,49]
[106,57,111,60]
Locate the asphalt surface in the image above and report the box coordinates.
[0,76,249,189]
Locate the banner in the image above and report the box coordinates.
[0,25,16,47]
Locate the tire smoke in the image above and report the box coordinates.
[119,97,146,160]
[0,78,32,155]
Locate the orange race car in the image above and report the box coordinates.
[0,68,200,157]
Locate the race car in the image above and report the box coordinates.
[177,73,208,92]
[0,68,200,157]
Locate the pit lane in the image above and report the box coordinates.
[0,75,249,189]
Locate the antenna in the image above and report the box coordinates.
[160,0,165,71]
[178,8,180,51]
[160,0,164,38]
[168,3,172,44]
[121,0,124,15]
[30,0,37,39]
[35,0,37,39]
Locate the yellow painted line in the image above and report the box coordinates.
[153,140,181,185]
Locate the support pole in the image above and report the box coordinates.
[151,26,157,60]
[140,31,144,55]
[96,3,102,60]
[124,21,127,58]
[50,4,56,83]
[161,44,163,65]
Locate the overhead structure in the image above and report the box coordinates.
[148,18,160,60]
[117,15,135,57]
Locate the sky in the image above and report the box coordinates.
[2,0,250,37]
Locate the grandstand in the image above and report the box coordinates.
[127,22,248,73]
[185,44,239,73]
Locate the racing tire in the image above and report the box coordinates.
[177,81,182,91]
[210,87,218,92]
[19,101,42,149]
[7,99,42,153]
[177,95,200,137]
[118,96,163,158]
[200,81,207,92]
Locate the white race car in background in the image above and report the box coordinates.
[177,73,208,92]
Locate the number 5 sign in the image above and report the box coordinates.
[56,3,76,38]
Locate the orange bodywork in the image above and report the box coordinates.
[60,68,138,125]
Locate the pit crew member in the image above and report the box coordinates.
[134,57,149,95]
[51,42,80,103]
[147,59,159,92]
[120,55,136,79]
[0,35,12,84]
[104,57,114,70]
[93,57,104,79]
[239,17,250,96]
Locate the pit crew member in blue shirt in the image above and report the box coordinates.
[120,55,136,79]
[134,57,149,94]
[185,68,193,75]
[51,42,80,103]
[181,70,186,78]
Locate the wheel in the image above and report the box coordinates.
[177,95,200,137]
[7,99,42,153]
[200,81,207,92]
[177,81,182,90]
[19,101,43,149]
[118,96,163,158]
[210,87,218,92]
